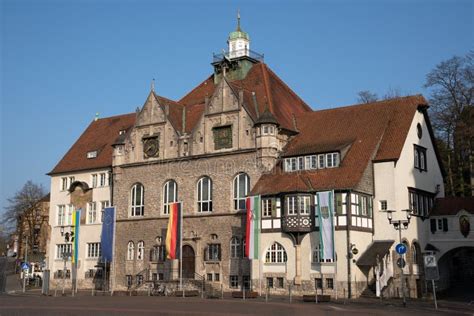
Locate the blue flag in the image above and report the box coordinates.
[100,207,115,262]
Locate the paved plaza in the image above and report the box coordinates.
[1,292,473,316]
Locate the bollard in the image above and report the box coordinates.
[201,281,204,299]
[243,287,246,301]
[92,288,94,296]
[221,284,223,299]
[266,286,268,303]
[54,288,57,297]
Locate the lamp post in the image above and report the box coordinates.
[385,209,411,308]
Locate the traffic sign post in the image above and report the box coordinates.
[395,243,407,255]
[424,254,439,310]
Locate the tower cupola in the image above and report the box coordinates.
[227,11,250,59]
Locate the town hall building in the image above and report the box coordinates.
[46,17,445,298]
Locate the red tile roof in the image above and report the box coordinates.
[251,96,427,195]
[430,197,474,216]
[49,113,136,175]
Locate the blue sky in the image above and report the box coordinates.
[1,0,473,215]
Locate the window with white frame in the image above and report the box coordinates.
[87,242,101,258]
[127,241,134,260]
[99,173,107,186]
[137,241,144,260]
[286,195,311,215]
[305,155,317,169]
[312,245,335,263]
[318,154,325,168]
[197,177,212,212]
[61,177,68,191]
[230,237,241,259]
[287,196,297,215]
[233,173,250,210]
[262,198,274,218]
[57,205,66,226]
[65,204,73,225]
[87,202,98,224]
[326,153,339,168]
[298,157,304,170]
[100,200,110,222]
[163,180,178,215]
[69,176,75,186]
[130,183,144,216]
[91,174,98,188]
[56,244,72,259]
[265,242,287,263]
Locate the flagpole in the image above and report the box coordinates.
[111,207,117,295]
[179,202,183,295]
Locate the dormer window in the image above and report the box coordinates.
[284,152,340,172]
[87,151,98,159]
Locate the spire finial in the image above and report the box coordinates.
[237,9,241,31]
[151,78,155,92]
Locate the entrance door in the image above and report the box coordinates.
[181,245,195,279]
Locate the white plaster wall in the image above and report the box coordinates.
[373,110,445,255]
[48,168,111,287]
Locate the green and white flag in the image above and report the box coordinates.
[317,191,335,261]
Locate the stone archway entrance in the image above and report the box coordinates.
[181,245,195,279]
[438,247,474,302]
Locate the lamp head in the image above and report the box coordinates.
[404,209,412,220]
[386,210,394,221]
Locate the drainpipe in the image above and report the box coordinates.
[346,191,352,298]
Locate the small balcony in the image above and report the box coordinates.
[281,214,314,233]
[212,49,264,64]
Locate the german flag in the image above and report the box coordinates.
[166,202,181,259]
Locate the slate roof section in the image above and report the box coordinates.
[49,113,136,175]
[251,96,427,195]
[430,197,474,216]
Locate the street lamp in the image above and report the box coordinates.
[385,209,412,307]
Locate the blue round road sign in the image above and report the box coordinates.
[395,243,407,255]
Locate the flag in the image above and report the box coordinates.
[166,202,182,260]
[72,209,81,264]
[100,207,115,262]
[245,196,260,259]
[317,191,335,261]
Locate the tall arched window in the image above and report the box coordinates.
[230,237,241,259]
[233,173,250,210]
[130,183,144,216]
[265,242,288,263]
[127,241,134,260]
[412,243,419,265]
[163,180,178,215]
[137,241,145,260]
[197,177,212,212]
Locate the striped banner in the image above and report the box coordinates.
[245,196,260,259]
[317,191,335,261]
[166,202,182,260]
[72,209,81,264]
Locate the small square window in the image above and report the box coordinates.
[315,278,323,289]
[230,275,238,289]
[214,273,220,282]
[266,277,273,288]
[380,200,387,211]
[327,278,334,289]
[277,277,284,288]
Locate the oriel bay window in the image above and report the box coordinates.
[285,195,312,215]
[262,198,275,218]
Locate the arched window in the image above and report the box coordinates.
[137,241,145,260]
[412,243,419,265]
[130,183,144,216]
[197,177,212,212]
[233,173,250,210]
[127,241,134,260]
[265,242,287,263]
[230,237,241,259]
[163,180,178,215]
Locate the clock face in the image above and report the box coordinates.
[144,138,159,157]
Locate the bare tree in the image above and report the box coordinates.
[357,90,378,103]
[425,52,474,196]
[2,181,47,253]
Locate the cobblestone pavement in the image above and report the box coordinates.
[1,292,473,316]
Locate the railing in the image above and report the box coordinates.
[281,213,314,233]
[212,49,264,63]
[376,254,393,297]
